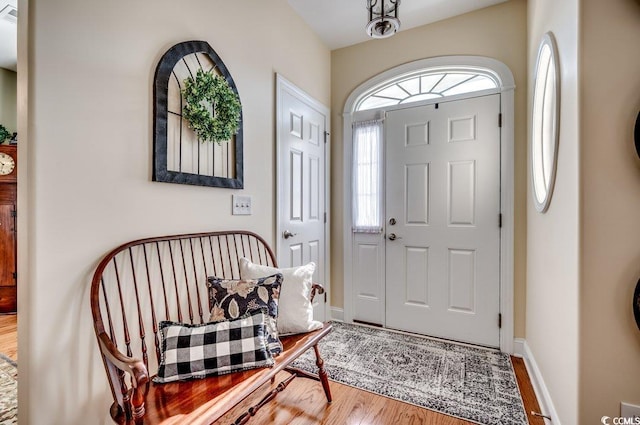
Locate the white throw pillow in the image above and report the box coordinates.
[239,257,323,335]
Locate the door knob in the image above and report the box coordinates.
[388,233,402,241]
[283,230,297,239]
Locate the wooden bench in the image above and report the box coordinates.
[90,231,332,424]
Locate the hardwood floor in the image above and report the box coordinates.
[0,313,17,361]
[514,356,545,425]
[0,314,544,424]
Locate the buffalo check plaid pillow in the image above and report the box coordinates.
[153,309,274,384]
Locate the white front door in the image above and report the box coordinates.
[385,94,501,347]
[276,76,329,322]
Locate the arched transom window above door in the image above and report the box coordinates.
[356,70,499,111]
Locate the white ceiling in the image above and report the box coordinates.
[288,0,509,50]
[0,0,16,72]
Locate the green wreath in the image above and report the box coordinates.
[182,69,241,144]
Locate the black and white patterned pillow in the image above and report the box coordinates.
[153,309,274,384]
[207,274,283,355]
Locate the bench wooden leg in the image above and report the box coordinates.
[121,381,146,420]
[130,386,146,419]
[233,373,297,425]
[285,366,320,382]
[313,344,332,403]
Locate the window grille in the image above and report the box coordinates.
[357,71,498,111]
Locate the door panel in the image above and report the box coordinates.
[406,164,430,224]
[385,94,501,347]
[448,160,476,225]
[309,156,320,220]
[289,150,303,221]
[405,246,429,305]
[353,236,386,325]
[448,248,476,312]
[289,243,303,267]
[406,121,429,146]
[0,202,16,313]
[277,82,328,322]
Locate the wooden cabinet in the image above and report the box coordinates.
[0,145,17,313]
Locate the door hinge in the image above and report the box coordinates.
[13,272,17,280]
[11,210,16,217]
[498,213,503,228]
[324,292,327,303]
[498,313,502,329]
[324,212,327,223]
[324,131,330,143]
[498,113,503,128]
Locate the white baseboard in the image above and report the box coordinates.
[522,340,561,424]
[331,307,344,322]
[512,338,525,358]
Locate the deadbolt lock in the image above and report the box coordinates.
[389,218,396,225]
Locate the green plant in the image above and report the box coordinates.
[0,125,10,144]
[182,69,242,144]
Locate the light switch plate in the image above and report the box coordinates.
[232,195,252,215]
[621,402,640,419]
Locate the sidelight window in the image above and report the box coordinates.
[352,119,384,233]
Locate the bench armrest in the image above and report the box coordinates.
[97,332,149,419]
[97,332,149,388]
[310,283,325,303]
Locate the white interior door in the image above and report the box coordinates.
[385,94,501,347]
[276,76,329,322]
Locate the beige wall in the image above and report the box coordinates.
[330,0,528,337]
[526,0,580,423]
[579,0,640,420]
[19,1,330,423]
[0,67,17,134]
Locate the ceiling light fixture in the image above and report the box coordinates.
[366,0,401,39]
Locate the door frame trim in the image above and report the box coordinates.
[341,56,515,353]
[275,74,331,321]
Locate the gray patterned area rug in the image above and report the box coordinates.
[0,353,17,425]
[291,322,527,425]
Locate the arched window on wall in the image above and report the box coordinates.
[356,70,499,111]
